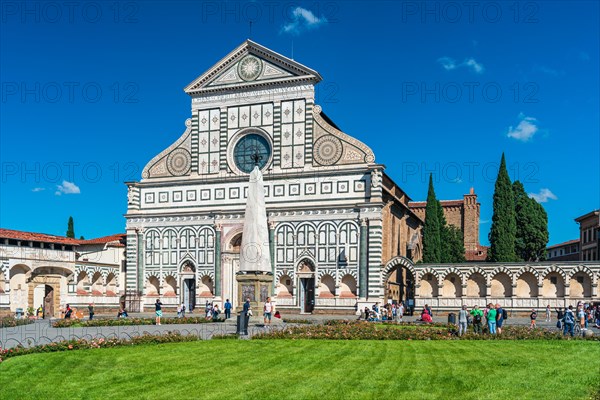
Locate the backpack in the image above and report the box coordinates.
[502,309,508,320]
[564,311,574,324]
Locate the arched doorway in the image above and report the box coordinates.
[383,257,415,312]
[33,284,55,318]
[180,261,196,311]
[43,285,55,318]
[297,259,315,313]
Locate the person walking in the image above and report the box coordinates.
[398,302,405,323]
[470,305,484,335]
[495,304,504,334]
[224,299,232,319]
[177,303,182,318]
[263,297,274,325]
[563,305,575,337]
[155,298,163,325]
[88,303,95,321]
[487,303,497,334]
[243,298,251,316]
[458,305,468,336]
[545,305,551,322]
[64,304,73,319]
[577,304,586,331]
[181,303,186,318]
[530,309,537,329]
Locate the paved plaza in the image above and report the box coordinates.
[2,311,597,350]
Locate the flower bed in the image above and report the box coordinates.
[282,318,313,324]
[0,317,35,329]
[52,316,224,328]
[0,332,201,363]
[255,320,600,341]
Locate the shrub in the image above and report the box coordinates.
[0,332,202,363]
[254,321,600,341]
[0,317,35,328]
[52,316,224,328]
[282,318,312,324]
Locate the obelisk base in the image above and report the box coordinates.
[236,271,273,313]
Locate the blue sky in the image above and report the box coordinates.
[1,1,598,246]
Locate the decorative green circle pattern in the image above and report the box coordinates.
[314,135,343,166]
[167,148,192,176]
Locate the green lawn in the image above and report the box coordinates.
[1,340,598,400]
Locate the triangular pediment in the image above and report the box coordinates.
[184,39,322,95]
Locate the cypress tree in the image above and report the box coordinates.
[531,200,549,261]
[514,181,549,261]
[66,216,75,238]
[445,225,466,262]
[438,199,451,262]
[422,174,441,263]
[488,153,516,262]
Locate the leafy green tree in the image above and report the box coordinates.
[66,216,75,238]
[513,181,549,261]
[422,174,441,263]
[488,153,516,262]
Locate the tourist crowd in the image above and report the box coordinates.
[360,301,600,338]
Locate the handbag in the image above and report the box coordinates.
[556,321,561,328]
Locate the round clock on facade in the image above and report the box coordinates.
[233,133,271,173]
[237,55,263,81]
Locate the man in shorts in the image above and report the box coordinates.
[263,297,274,325]
[155,298,163,325]
[495,303,504,334]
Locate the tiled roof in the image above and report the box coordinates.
[547,239,579,249]
[0,228,80,246]
[78,234,126,246]
[409,200,465,208]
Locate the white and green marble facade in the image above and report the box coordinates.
[125,40,384,312]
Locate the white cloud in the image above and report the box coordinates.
[281,7,327,35]
[534,65,563,77]
[507,113,539,142]
[437,57,484,74]
[55,180,81,196]
[529,188,557,203]
[31,187,45,192]
[463,58,484,74]
[437,57,458,70]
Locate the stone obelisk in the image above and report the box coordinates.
[236,157,273,311]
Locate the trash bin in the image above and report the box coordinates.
[236,313,249,335]
[448,313,456,324]
[15,308,24,319]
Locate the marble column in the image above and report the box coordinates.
[269,221,276,295]
[136,228,144,294]
[359,218,368,298]
[214,224,222,297]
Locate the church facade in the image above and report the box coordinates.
[124,40,423,313]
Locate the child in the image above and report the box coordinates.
[530,309,537,329]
